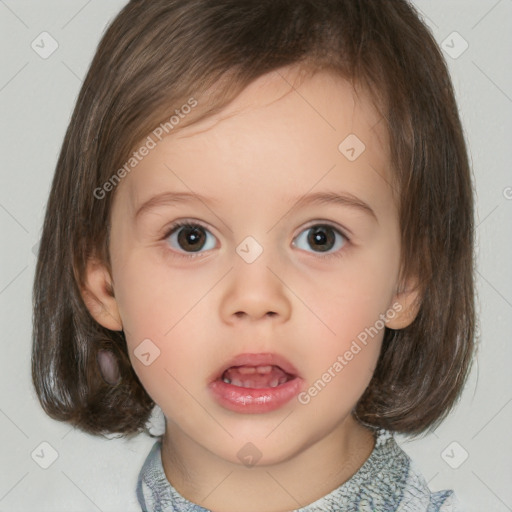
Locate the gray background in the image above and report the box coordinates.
[1,1,511,510]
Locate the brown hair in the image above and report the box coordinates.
[32,0,475,437]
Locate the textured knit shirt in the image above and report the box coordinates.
[137,429,462,511]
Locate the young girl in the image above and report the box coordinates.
[32,1,475,511]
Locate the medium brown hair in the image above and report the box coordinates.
[32,0,475,437]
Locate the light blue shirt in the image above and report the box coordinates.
[137,428,462,511]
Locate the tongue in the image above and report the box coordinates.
[223,365,290,389]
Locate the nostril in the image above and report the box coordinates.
[232,311,276,318]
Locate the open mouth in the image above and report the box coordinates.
[209,353,303,413]
[220,364,296,389]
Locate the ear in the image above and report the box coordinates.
[81,258,123,331]
[385,277,421,330]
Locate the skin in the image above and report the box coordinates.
[83,65,419,512]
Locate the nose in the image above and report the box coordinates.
[219,251,292,325]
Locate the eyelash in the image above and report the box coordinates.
[161,220,350,261]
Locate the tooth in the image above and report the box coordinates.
[256,365,273,374]
[278,376,288,385]
[231,378,244,387]
[238,366,257,375]
[269,378,279,388]
[223,377,231,384]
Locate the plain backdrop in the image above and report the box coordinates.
[0,1,511,510]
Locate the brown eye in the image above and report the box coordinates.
[307,226,336,252]
[293,224,347,254]
[166,223,215,253]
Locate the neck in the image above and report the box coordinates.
[161,415,375,512]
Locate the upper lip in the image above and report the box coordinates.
[209,352,301,383]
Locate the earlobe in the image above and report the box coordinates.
[385,279,421,330]
[81,259,123,331]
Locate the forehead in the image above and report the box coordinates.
[173,67,388,158]
[119,66,393,217]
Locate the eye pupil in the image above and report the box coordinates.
[307,226,335,252]
[170,223,343,258]
[177,226,205,252]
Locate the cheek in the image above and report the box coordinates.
[297,342,381,421]
[111,252,217,404]
[293,247,398,397]
[294,267,390,414]
[113,249,210,337]
[298,249,399,342]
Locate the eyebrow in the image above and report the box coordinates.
[290,191,377,221]
[135,192,220,218]
[135,190,377,221]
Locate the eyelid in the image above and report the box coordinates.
[161,218,352,260]
[161,218,351,241]
[161,218,215,238]
[294,220,351,242]
[162,219,219,258]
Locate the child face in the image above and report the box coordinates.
[88,66,416,467]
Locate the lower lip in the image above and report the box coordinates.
[208,377,303,413]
